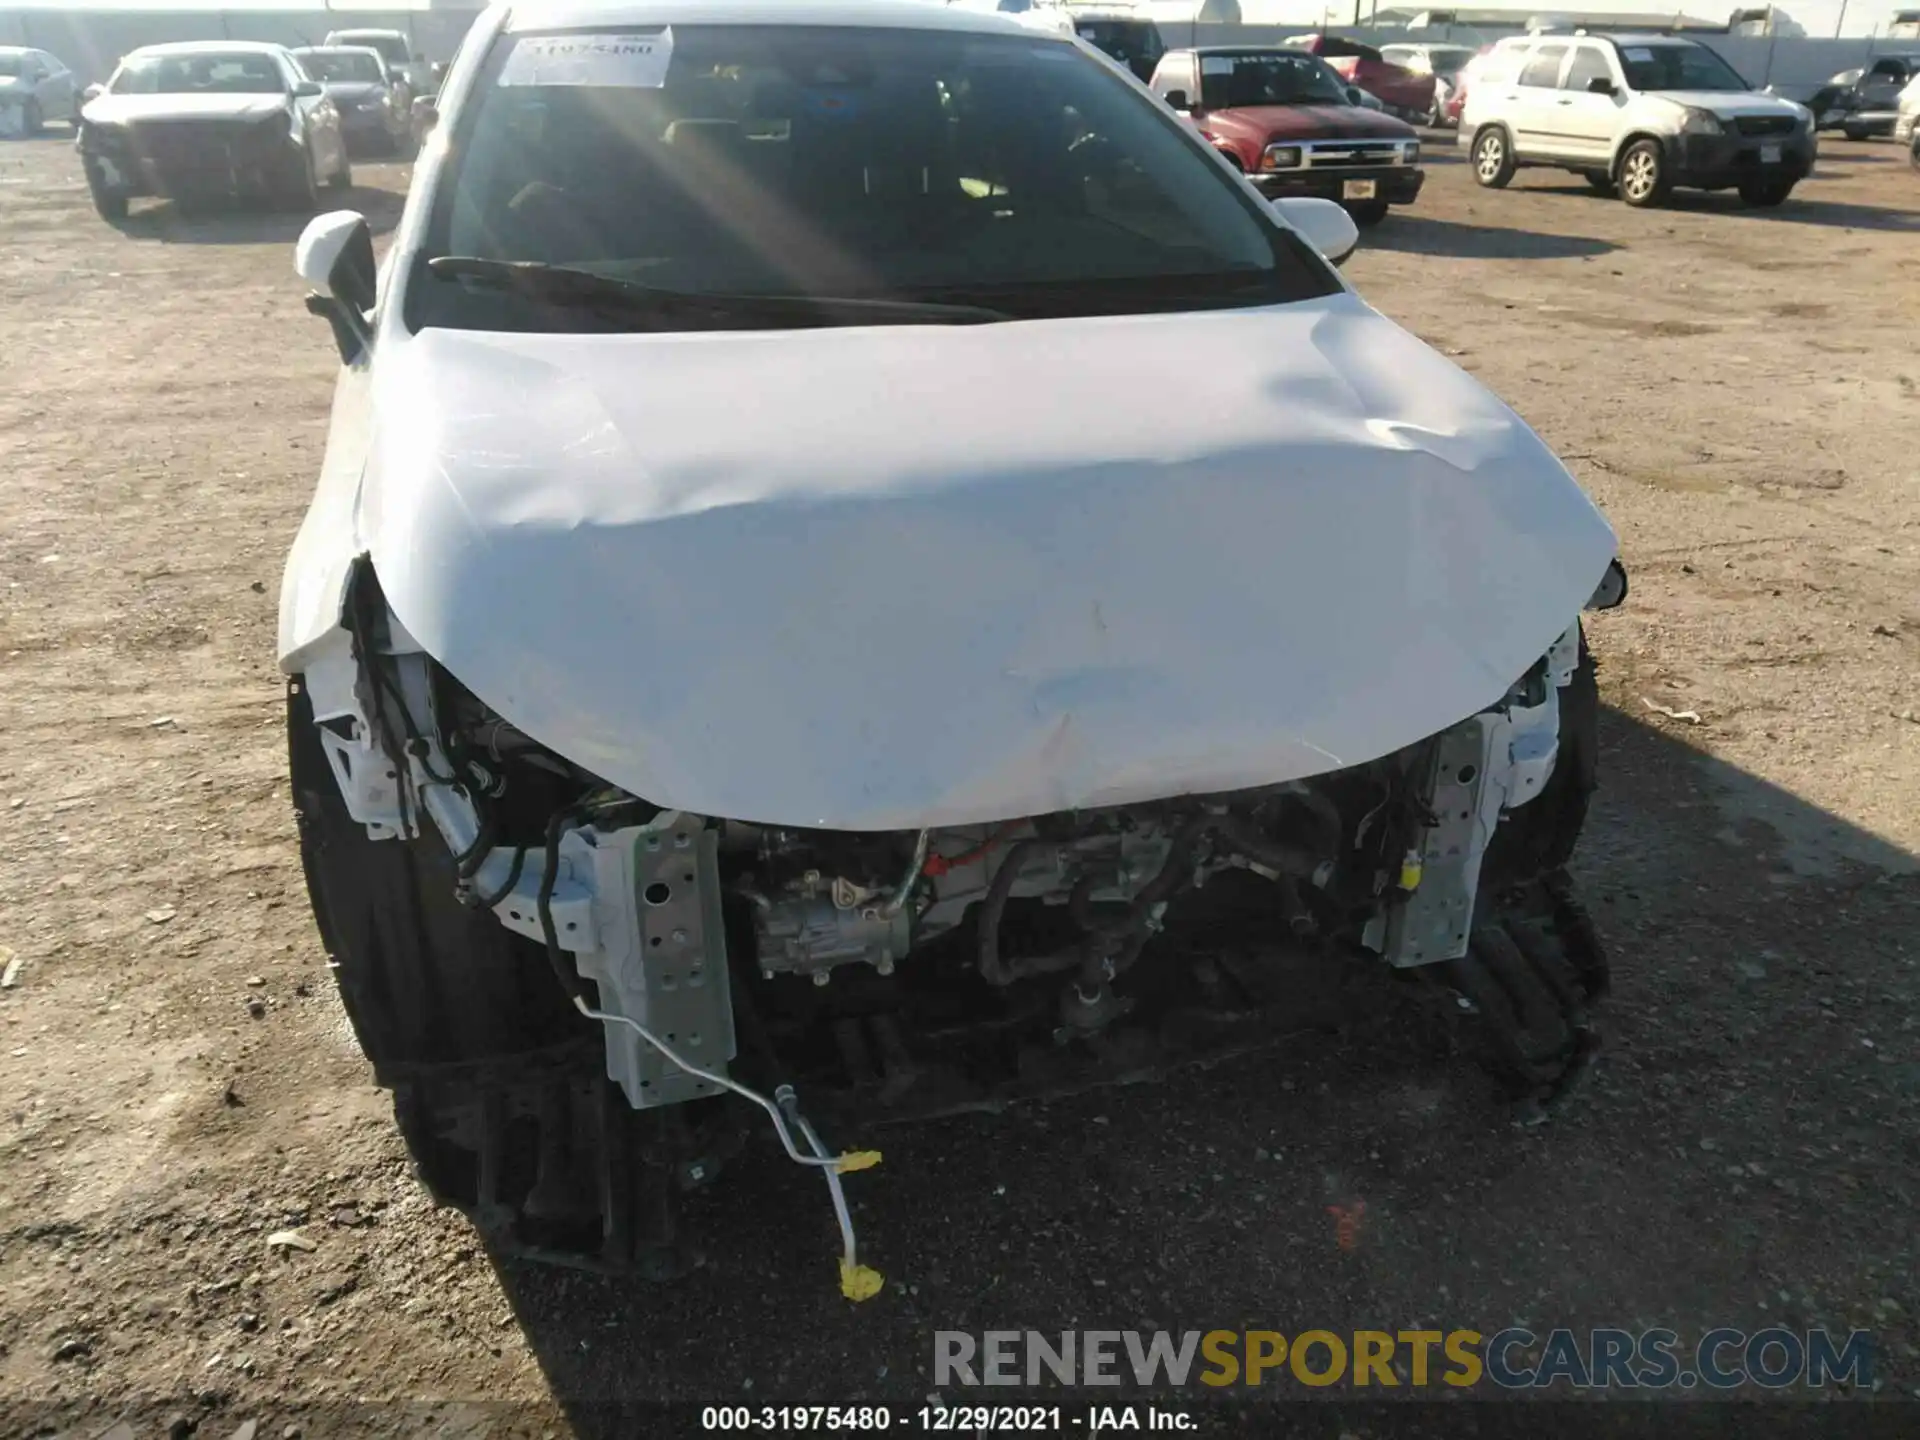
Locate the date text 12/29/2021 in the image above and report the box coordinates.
[701,1406,1197,1432]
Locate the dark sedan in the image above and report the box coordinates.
[77,42,350,220]
[291,46,410,157]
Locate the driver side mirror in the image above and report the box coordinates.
[1272,196,1360,267]
[295,211,376,363]
[83,82,104,103]
[293,79,322,98]
[1586,75,1617,95]
[1347,85,1364,104]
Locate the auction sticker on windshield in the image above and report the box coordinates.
[500,28,673,87]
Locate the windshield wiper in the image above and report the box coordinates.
[426,256,1012,326]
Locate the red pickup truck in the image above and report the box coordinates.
[1284,33,1438,120]
[1147,46,1425,225]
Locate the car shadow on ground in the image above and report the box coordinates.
[111,183,406,245]
[1520,177,1920,231]
[1367,213,1620,259]
[469,704,1915,1426]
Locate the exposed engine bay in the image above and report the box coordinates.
[289,563,1622,1283]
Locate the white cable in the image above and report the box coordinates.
[789,1102,860,1275]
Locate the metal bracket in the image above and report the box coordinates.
[303,635,411,840]
[565,813,738,1110]
[1369,713,1507,968]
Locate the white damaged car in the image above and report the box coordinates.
[283,0,1626,1287]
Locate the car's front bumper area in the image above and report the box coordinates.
[1844,109,1899,135]
[1251,166,1426,206]
[81,121,299,200]
[339,107,398,143]
[1668,131,1815,188]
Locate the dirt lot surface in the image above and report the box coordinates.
[2,131,1917,1440]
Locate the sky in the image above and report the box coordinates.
[2,0,1913,38]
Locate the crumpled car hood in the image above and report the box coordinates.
[82,93,289,125]
[355,292,1616,830]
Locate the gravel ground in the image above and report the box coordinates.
[1,130,1917,1440]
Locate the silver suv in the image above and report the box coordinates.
[1460,32,1813,207]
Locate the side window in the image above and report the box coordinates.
[1563,46,1613,91]
[1519,43,1567,87]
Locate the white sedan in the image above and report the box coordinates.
[0,45,79,134]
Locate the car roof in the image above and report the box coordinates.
[326,28,406,37]
[293,46,382,56]
[503,0,1034,36]
[1169,44,1328,54]
[121,40,292,58]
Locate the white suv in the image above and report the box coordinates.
[1459,32,1813,207]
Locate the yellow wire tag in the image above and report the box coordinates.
[1398,850,1423,891]
[840,1260,885,1302]
[836,1150,882,1173]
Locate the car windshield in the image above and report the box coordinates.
[411,24,1334,334]
[113,52,285,95]
[337,34,411,66]
[1617,42,1752,92]
[299,50,383,84]
[1199,51,1351,108]
[1074,21,1165,71]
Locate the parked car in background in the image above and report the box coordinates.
[945,0,1077,37]
[1380,41,1477,126]
[321,28,431,106]
[1444,44,1497,125]
[291,46,410,157]
[1066,5,1166,83]
[1897,69,1920,155]
[76,42,349,220]
[1283,33,1436,120]
[0,45,79,134]
[1151,46,1425,224]
[1461,33,1812,208]
[1830,53,1920,139]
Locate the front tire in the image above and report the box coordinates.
[83,155,128,221]
[274,147,320,212]
[1472,126,1516,188]
[1617,139,1670,207]
[1739,178,1794,207]
[1841,122,1868,141]
[22,98,42,136]
[1345,198,1391,227]
[287,675,706,1275]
